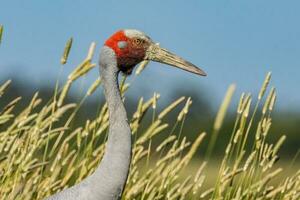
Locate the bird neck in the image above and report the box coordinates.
[91,46,132,199]
[101,62,132,153]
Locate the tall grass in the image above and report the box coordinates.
[0,36,299,200]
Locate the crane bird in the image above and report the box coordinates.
[47,29,206,200]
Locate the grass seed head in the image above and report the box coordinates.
[60,37,73,65]
[258,72,272,100]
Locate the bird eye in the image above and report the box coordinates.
[133,38,143,45]
[117,41,128,49]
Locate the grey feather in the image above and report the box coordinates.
[46,46,132,200]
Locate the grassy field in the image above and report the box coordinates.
[0,35,299,200]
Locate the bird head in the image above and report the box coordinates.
[104,29,206,76]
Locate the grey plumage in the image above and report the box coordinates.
[47,46,132,200]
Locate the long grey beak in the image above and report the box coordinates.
[145,44,207,76]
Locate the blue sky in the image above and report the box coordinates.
[0,1,299,111]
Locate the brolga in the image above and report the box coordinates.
[47,29,206,200]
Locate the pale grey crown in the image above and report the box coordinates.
[124,29,153,43]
